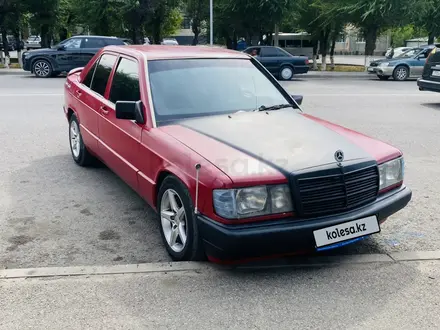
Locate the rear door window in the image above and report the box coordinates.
[82,38,107,49]
[261,47,280,57]
[109,58,141,103]
[82,60,98,88]
[90,54,117,97]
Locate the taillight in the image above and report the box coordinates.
[305,59,309,65]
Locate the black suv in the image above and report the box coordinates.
[22,35,125,78]
[417,46,440,92]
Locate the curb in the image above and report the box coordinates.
[305,72,370,79]
[1,251,440,279]
[0,69,29,76]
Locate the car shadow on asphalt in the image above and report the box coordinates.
[421,103,440,111]
[0,154,170,270]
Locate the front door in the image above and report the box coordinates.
[97,56,144,192]
[56,37,84,71]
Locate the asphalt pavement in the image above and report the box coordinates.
[1,74,440,270]
[1,259,439,329]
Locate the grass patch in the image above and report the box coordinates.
[311,64,365,72]
[0,63,21,69]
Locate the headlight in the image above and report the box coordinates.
[213,184,293,219]
[378,157,404,191]
[379,62,389,67]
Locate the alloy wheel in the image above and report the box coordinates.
[160,189,188,253]
[70,120,81,158]
[281,67,293,80]
[395,67,408,80]
[34,61,50,77]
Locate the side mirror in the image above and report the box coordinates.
[291,94,303,105]
[57,45,65,51]
[115,100,145,124]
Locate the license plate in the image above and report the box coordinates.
[313,216,380,248]
[431,70,440,77]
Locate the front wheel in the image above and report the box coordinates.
[393,65,409,81]
[158,176,206,261]
[279,66,294,80]
[33,59,53,78]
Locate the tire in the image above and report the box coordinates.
[33,59,52,78]
[279,65,294,80]
[393,65,409,81]
[69,113,96,167]
[158,175,206,261]
[377,75,390,80]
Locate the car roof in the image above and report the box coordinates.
[104,45,249,60]
[71,35,121,39]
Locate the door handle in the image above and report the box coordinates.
[75,90,82,97]
[100,105,109,115]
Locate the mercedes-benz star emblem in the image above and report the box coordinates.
[334,150,344,163]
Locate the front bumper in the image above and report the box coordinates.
[417,78,440,93]
[367,66,394,76]
[198,185,412,261]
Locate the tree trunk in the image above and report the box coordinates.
[320,30,330,71]
[1,28,9,58]
[40,24,50,48]
[312,40,318,70]
[330,36,336,71]
[232,30,237,50]
[192,18,200,45]
[363,25,378,69]
[428,32,435,45]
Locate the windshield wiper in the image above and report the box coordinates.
[256,104,295,112]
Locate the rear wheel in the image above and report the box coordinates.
[158,176,206,261]
[69,113,96,167]
[279,66,294,80]
[393,65,409,81]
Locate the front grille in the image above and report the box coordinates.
[296,165,379,216]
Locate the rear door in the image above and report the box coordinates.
[259,47,282,74]
[80,37,108,67]
[97,55,143,191]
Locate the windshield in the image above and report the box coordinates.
[147,58,293,125]
[396,48,423,58]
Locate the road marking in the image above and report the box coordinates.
[0,93,63,97]
[1,251,439,279]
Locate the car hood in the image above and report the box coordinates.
[159,109,402,181]
[371,57,411,65]
[25,47,57,55]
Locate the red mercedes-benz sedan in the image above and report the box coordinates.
[63,45,412,262]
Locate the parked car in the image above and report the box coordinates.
[25,35,41,50]
[161,38,179,45]
[417,46,440,93]
[22,35,126,78]
[63,45,411,262]
[368,45,435,81]
[243,46,309,80]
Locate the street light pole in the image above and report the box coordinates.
[210,0,213,46]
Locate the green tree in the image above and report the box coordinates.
[411,0,440,44]
[184,0,209,45]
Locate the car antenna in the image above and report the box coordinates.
[194,163,201,214]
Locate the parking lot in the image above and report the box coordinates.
[1,73,440,270]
